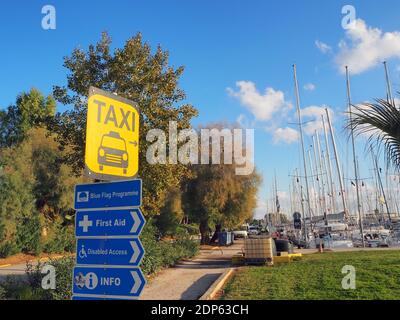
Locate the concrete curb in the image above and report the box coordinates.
[199,268,235,300]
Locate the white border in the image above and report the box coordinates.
[74,237,145,267]
[74,179,142,210]
[71,265,147,299]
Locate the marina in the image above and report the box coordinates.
[263,62,400,250]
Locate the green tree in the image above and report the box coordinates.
[0,89,83,256]
[29,128,85,220]
[156,188,184,237]
[184,161,261,244]
[0,88,55,147]
[0,128,38,253]
[0,127,82,254]
[49,32,198,215]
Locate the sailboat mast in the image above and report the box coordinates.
[293,64,313,238]
[274,170,281,225]
[385,169,392,216]
[295,168,308,242]
[346,66,365,247]
[308,148,319,217]
[372,150,391,222]
[316,131,328,218]
[383,61,395,107]
[322,115,336,214]
[370,150,385,223]
[356,157,366,218]
[312,135,323,217]
[325,108,348,218]
[289,181,293,215]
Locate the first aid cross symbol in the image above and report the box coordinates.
[79,215,93,233]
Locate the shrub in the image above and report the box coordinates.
[9,286,47,300]
[175,236,199,258]
[0,275,47,300]
[0,241,19,258]
[43,226,75,254]
[155,209,180,237]
[178,223,200,236]
[48,256,75,300]
[140,221,163,275]
[24,256,75,300]
[0,285,5,300]
[141,220,199,275]
[16,215,42,255]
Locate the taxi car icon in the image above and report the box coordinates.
[98,131,129,174]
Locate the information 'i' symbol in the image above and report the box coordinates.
[85,272,98,290]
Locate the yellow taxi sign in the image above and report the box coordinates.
[85,87,139,181]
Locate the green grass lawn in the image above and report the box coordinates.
[222,250,400,300]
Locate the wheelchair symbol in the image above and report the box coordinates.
[79,245,88,259]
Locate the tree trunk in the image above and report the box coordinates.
[199,220,210,245]
[210,224,221,244]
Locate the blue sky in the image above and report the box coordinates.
[1,1,400,218]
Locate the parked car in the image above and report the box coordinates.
[232,224,249,239]
[248,226,260,236]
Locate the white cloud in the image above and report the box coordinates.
[277,191,289,201]
[236,114,246,127]
[253,192,292,219]
[227,81,292,121]
[270,106,334,144]
[335,19,400,74]
[253,198,268,219]
[301,106,334,136]
[303,83,316,91]
[273,127,299,144]
[315,40,332,54]
[236,114,256,128]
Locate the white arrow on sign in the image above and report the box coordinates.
[130,211,142,234]
[129,240,143,264]
[130,270,143,294]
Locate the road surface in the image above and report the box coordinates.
[0,255,66,282]
[0,262,29,283]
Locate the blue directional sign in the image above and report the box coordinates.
[76,238,144,266]
[75,208,145,237]
[72,295,121,300]
[72,266,146,298]
[74,179,142,210]
[72,295,109,300]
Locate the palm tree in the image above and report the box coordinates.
[348,98,400,171]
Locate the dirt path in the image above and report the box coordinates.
[140,240,244,300]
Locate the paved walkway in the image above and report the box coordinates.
[140,240,243,300]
